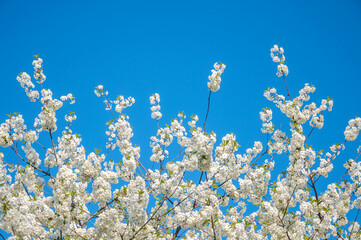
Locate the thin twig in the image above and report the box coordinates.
[203,91,212,132]
[129,176,185,240]
[251,133,269,167]
[309,176,323,222]
[349,209,360,239]
[282,73,292,101]
[10,146,55,179]
[337,150,361,185]
[312,140,347,184]
[49,129,59,164]
[304,127,315,143]
[80,198,118,227]
[199,171,204,185]
[281,185,298,222]
[211,216,217,240]
[162,150,185,170]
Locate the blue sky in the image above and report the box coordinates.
[1,0,360,154]
[1,0,361,236]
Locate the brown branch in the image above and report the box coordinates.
[129,174,185,239]
[282,73,292,101]
[304,127,315,143]
[251,133,269,167]
[281,185,298,222]
[349,209,360,240]
[203,91,212,132]
[49,129,59,164]
[337,150,361,185]
[309,176,323,222]
[172,226,182,240]
[80,198,118,227]
[10,146,54,179]
[211,216,217,240]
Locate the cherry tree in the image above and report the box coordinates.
[0,45,360,239]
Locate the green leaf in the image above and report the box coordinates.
[94,148,101,154]
[105,120,114,125]
[322,207,330,212]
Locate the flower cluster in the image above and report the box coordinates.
[16,72,39,102]
[60,93,75,104]
[32,56,46,84]
[150,93,162,120]
[34,88,64,132]
[207,62,226,92]
[64,112,77,123]
[344,117,361,141]
[115,95,135,114]
[150,127,172,162]
[260,108,274,133]
[264,83,332,133]
[188,114,198,128]
[94,84,105,97]
[0,113,26,148]
[270,45,289,77]
[95,86,139,178]
[185,128,217,171]
[1,46,361,240]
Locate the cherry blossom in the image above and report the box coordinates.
[0,48,360,240]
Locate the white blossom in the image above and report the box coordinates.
[150,93,162,119]
[207,62,226,92]
[1,49,361,240]
[271,45,289,77]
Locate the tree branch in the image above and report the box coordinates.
[203,90,212,132]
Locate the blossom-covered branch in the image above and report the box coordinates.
[0,46,360,240]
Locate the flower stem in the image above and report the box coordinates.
[282,73,292,100]
[203,91,212,132]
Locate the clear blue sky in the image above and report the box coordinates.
[1,0,361,236]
